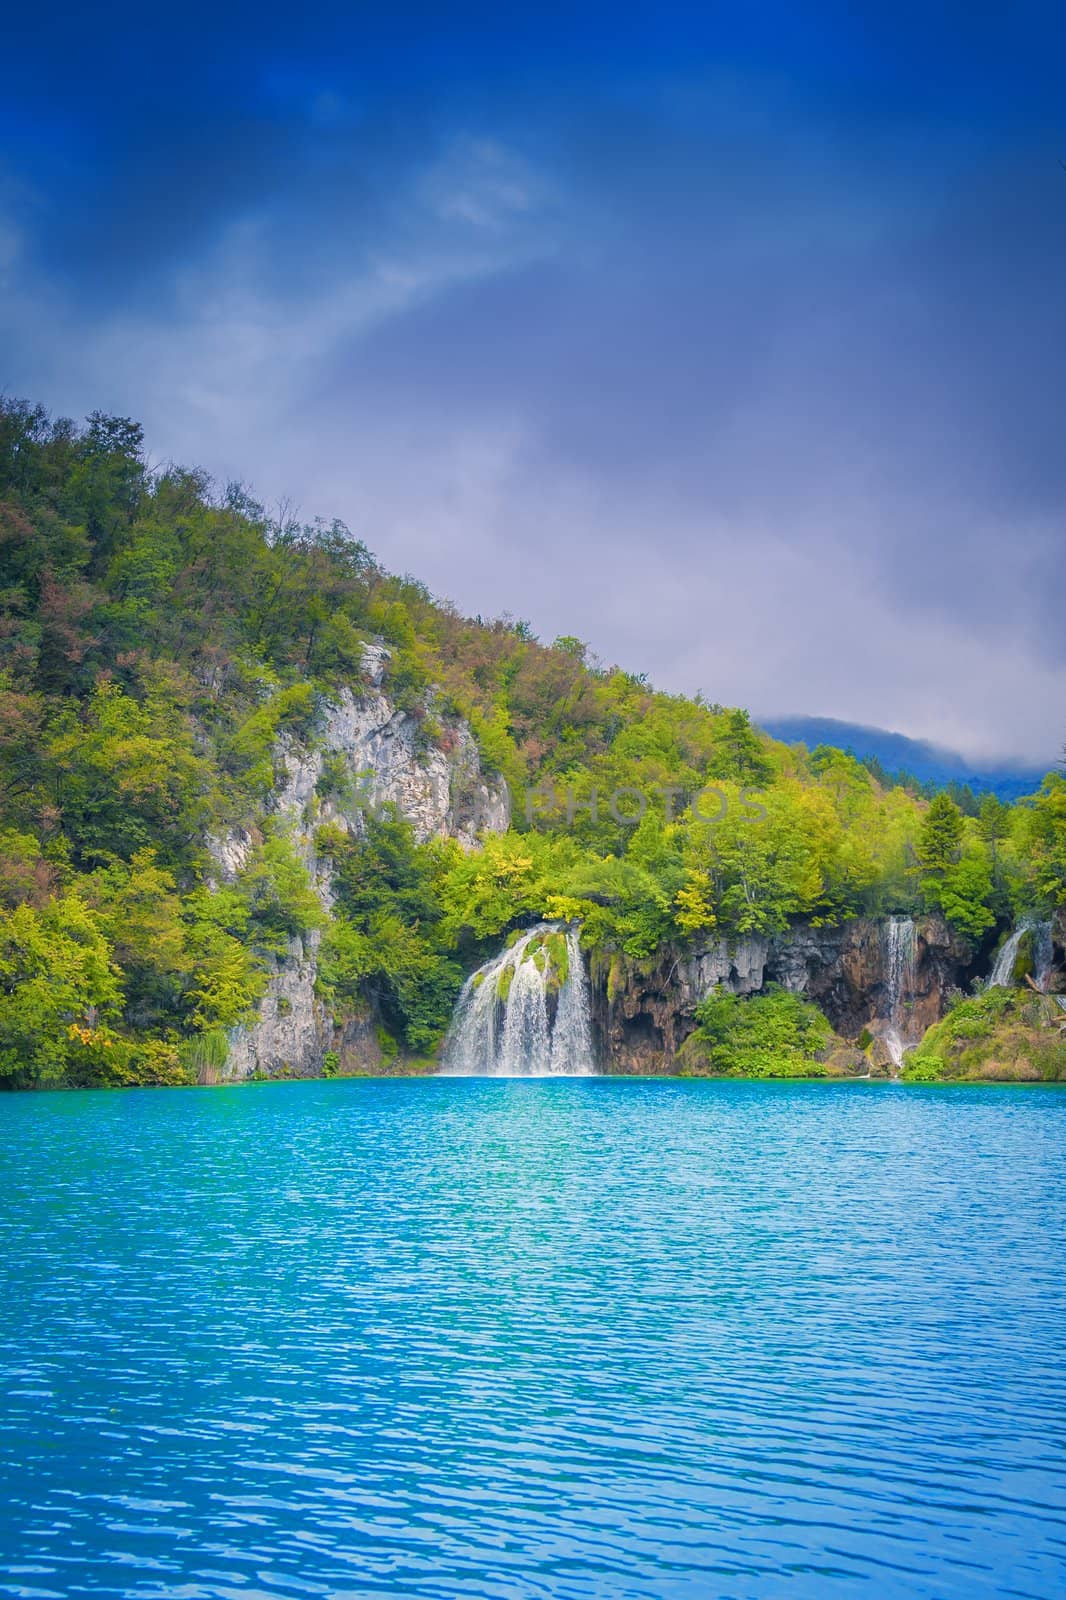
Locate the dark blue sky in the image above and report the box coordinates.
[3,1,1064,759]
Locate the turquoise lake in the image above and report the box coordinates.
[1,1078,1065,1599]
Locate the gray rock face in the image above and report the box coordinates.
[595,915,975,1073]
[675,937,770,1006]
[210,678,510,878]
[205,825,255,884]
[272,685,509,850]
[768,914,971,1040]
[223,934,330,1080]
[594,935,771,1073]
[213,649,509,1080]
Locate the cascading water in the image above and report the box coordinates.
[1036,922,1055,990]
[441,923,596,1076]
[883,915,916,1072]
[548,927,595,1075]
[988,918,1054,990]
[989,925,1026,989]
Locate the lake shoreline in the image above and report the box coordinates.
[9,1065,1066,1091]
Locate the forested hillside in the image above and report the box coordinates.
[1,400,1064,1085]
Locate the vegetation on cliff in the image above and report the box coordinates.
[904,987,1066,1083]
[1,399,1063,1084]
[679,987,839,1078]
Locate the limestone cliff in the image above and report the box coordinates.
[594,914,976,1075]
[209,647,509,1080]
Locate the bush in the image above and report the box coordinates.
[178,1028,229,1085]
[683,985,834,1077]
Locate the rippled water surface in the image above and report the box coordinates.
[2,1079,1065,1599]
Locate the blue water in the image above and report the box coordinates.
[1,1080,1065,1600]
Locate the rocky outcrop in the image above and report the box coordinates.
[267,684,509,855]
[592,938,768,1073]
[209,662,509,884]
[594,914,976,1074]
[223,934,330,1079]
[767,914,972,1038]
[210,648,509,1081]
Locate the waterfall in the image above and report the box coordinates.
[989,925,1026,989]
[988,918,1054,990]
[883,915,916,1071]
[548,926,595,1074]
[441,923,596,1076]
[1036,922,1055,990]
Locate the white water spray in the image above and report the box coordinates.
[441,923,595,1076]
[988,918,1054,990]
[883,915,916,1072]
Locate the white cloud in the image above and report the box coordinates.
[272,415,1064,764]
[420,137,546,229]
[1,133,562,465]
[2,108,1062,767]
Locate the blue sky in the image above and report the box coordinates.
[3,1,1064,760]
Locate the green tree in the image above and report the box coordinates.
[918,793,964,876]
[1023,774,1066,907]
[182,887,266,1030]
[85,849,189,1029]
[239,835,325,954]
[933,849,996,941]
[68,412,145,576]
[918,795,993,937]
[0,894,121,1083]
[44,678,209,866]
[707,710,775,786]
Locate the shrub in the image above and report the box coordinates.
[683,985,833,1077]
[239,834,324,954]
[178,1027,230,1085]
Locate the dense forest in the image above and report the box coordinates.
[1,400,1063,1085]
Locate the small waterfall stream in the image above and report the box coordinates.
[883,915,916,1072]
[1036,922,1055,990]
[988,918,1054,990]
[441,923,595,1076]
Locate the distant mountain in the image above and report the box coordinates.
[759,716,1053,802]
